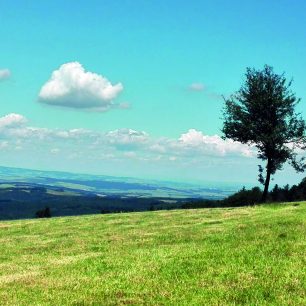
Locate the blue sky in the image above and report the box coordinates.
[0,0,306,186]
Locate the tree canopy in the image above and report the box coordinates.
[222,65,306,202]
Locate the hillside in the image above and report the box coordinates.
[0,202,305,305]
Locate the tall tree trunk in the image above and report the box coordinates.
[261,158,271,202]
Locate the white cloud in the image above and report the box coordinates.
[0,69,11,81]
[0,113,27,129]
[123,151,137,158]
[50,148,60,154]
[0,114,255,163]
[178,129,254,157]
[189,83,205,91]
[38,62,123,111]
[117,102,131,109]
[188,83,222,101]
[149,143,166,154]
[0,141,8,149]
[54,128,90,139]
[105,128,149,150]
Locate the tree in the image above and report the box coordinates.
[222,65,306,202]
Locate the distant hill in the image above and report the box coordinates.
[0,181,189,220]
[0,166,239,220]
[0,165,237,198]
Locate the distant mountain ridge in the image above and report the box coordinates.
[0,166,242,220]
[0,166,237,199]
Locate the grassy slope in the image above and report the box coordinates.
[0,203,305,305]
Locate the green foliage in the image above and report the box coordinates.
[185,176,306,208]
[222,65,306,201]
[35,207,52,218]
[184,187,263,208]
[270,178,306,202]
[0,203,305,305]
[222,187,262,207]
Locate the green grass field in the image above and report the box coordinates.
[0,202,305,305]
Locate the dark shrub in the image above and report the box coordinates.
[221,187,262,207]
[35,207,51,218]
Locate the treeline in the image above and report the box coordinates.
[183,177,306,209]
[32,177,306,218]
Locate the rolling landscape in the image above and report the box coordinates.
[1,1,306,305]
[0,166,236,220]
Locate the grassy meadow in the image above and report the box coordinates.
[0,202,305,305]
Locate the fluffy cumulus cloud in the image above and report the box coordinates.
[0,69,11,81]
[38,62,123,111]
[178,129,254,157]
